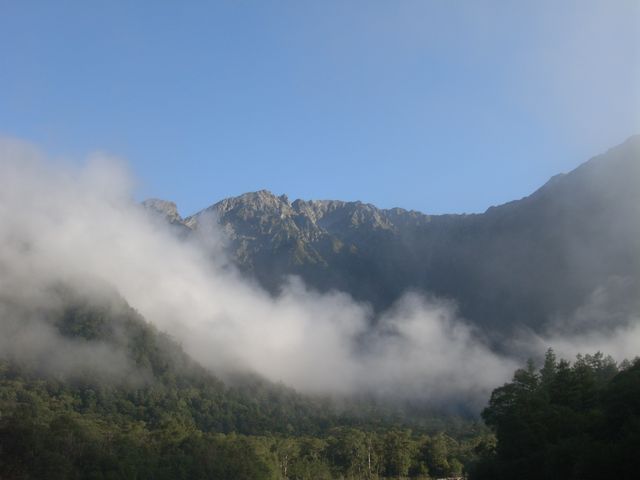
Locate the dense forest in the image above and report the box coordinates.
[0,291,486,479]
[472,350,640,480]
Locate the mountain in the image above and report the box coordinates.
[147,136,640,339]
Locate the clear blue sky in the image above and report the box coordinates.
[1,1,638,215]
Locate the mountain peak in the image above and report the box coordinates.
[209,190,292,217]
[142,198,183,223]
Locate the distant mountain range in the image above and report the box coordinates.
[145,136,640,340]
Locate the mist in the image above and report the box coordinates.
[0,137,635,409]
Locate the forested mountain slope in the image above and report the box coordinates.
[0,286,486,479]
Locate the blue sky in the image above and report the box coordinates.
[1,1,638,215]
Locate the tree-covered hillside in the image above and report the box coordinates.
[0,288,487,479]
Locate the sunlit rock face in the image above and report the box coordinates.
[142,198,183,223]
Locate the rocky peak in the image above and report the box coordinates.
[142,198,183,224]
[208,190,292,217]
[187,190,435,238]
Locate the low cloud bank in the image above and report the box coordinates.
[0,138,635,409]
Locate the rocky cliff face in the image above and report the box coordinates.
[142,198,182,223]
[148,136,640,338]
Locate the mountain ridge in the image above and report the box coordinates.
[144,136,640,339]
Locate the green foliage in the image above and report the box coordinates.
[0,294,486,479]
[0,374,484,479]
[382,429,414,478]
[472,350,640,480]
